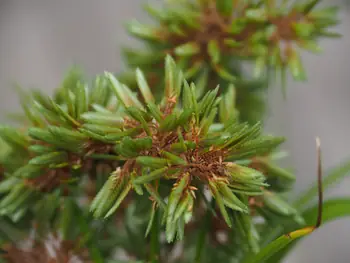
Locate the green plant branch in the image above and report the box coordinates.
[0,1,346,262]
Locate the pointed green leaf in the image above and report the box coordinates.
[136,68,154,103]
[130,171,143,196]
[126,107,151,135]
[208,40,220,64]
[50,99,81,127]
[209,181,232,227]
[162,151,186,165]
[134,167,168,184]
[48,126,85,141]
[302,0,320,14]
[143,4,167,21]
[200,107,217,136]
[298,40,322,53]
[81,124,122,135]
[213,64,236,81]
[29,151,68,166]
[198,86,219,117]
[91,75,111,107]
[31,90,54,111]
[226,163,266,187]
[174,42,200,56]
[261,161,295,181]
[184,61,202,79]
[90,173,121,218]
[173,193,192,222]
[144,184,166,210]
[166,174,189,242]
[105,183,132,218]
[263,191,297,216]
[219,84,237,123]
[217,182,248,213]
[136,156,168,169]
[0,126,29,149]
[159,113,178,132]
[224,38,243,48]
[293,23,314,38]
[177,109,193,127]
[75,82,88,118]
[105,72,142,108]
[126,20,162,41]
[237,211,260,252]
[165,55,177,99]
[145,205,157,237]
[254,56,266,78]
[28,127,56,144]
[81,112,123,126]
[288,49,306,81]
[246,9,267,21]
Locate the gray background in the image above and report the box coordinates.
[0,1,349,262]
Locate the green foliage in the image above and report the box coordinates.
[120,0,339,123]
[87,56,291,246]
[0,1,347,263]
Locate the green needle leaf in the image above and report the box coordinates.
[134,167,168,184]
[105,183,132,218]
[126,20,162,41]
[263,191,297,216]
[288,49,306,81]
[136,68,154,103]
[105,72,142,108]
[136,156,168,169]
[166,174,189,242]
[145,205,156,237]
[174,42,200,56]
[75,82,88,118]
[29,152,68,166]
[209,181,232,227]
[208,40,220,64]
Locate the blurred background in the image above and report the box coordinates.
[0,0,349,262]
